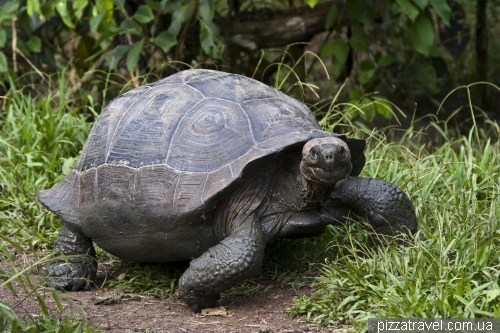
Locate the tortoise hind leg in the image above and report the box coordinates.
[46,224,97,291]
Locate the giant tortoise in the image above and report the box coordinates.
[38,69,417,312]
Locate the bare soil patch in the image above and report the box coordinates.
[1,254,344,333]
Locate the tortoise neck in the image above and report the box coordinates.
[296,171,333,206]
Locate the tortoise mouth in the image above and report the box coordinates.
[302,164,351,185]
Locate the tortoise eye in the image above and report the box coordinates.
[309,150,317,160]
[339,146,345,157]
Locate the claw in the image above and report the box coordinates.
[46,256,97,291]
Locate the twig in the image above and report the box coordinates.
[12,17,17,73]
[1,89,11,111]
[11,16,46,80]
[68,51,108,98]
[175,0,198,61]
[125,33,140,87]
[15,48,46,81]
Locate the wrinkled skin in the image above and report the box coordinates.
[45,137,417,312]
[46,225,97,291]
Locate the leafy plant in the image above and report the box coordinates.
[0,0,226,79]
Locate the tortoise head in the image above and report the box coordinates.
[300,137,352,186]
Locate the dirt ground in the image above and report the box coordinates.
[1,255,347,333]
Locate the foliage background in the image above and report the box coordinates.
[0,0,496,124]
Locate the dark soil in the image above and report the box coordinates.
[1,252,347,333]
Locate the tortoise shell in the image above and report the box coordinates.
[38,69,365,227]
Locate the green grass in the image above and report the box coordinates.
[288,116,500,327]
[0,73,100,332]
[0,72,92,251]
[1,70,500,331]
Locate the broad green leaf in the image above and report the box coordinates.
[326,41,349,77]
[112,0,125,11]
[154,31,177,49]
[0,30,6,48]
[96,26,124,44]
[133,5,154,24]
[377,54,396,67]
[106,44,130,68]
[412,58,438,91]
[360,97,376,122]
[429,0,451,26]
[409,11,434,56]
[168,3,194,36]
[199,19,224,59]
[374,97,393,119]
[320,41,335,58]
[119,18,142,35]
[359,68,375,85]
[0,13,9,25]
[346,0,375,25]
[0,51,7,73]
[396,0,420,21]
[126,39,144,72]
[76,33,99,60]
[26,35,42,53]
[330,59,345,78]
[391,2,402,15]
[27,0,41,16]
[96,0,113,12]
[1,1,20,14]
[95,0,115,26]
[429,45,441,57]
[332,41,349,63]
[361,60,374,71]
[359,60,376,85]
[55,0,75,28]
[305,0,319,8]
[72,0,88,20]
[412,0,428,10]
[198,0,215,22]
[325,5,339,30]
[90,11,107,32]
[349,25,370,50]
[16,40,30,55]
[39,2,56,17]
[349,88,363,101]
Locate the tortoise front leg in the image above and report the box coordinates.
[178,217,266,313]
[325,177,417,236]
[46,225,97,291]
[275,210,346,239]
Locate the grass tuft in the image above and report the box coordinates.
[288,117,500,327]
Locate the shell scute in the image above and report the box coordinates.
[79,168,96,206]
[135,165,178,206]
[186,73,279,103]
[174,172,208,215]
[96,165,135,203]
[167,98,254,172]
[242,97,320,143]
[103,84,204,168]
